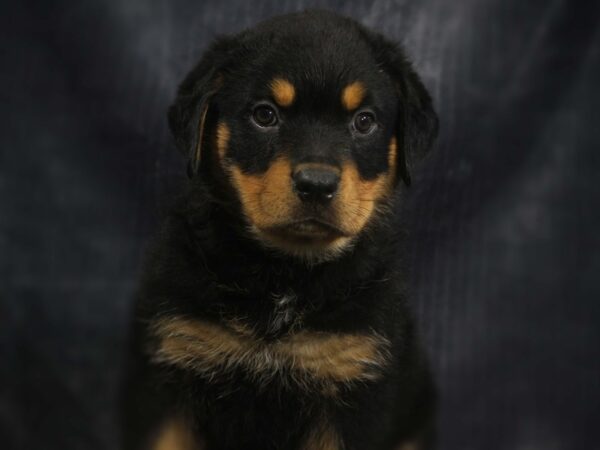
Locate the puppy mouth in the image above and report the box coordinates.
[264,218,349,241]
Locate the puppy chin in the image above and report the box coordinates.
[249,224,356,264]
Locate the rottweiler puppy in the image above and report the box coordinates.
[121,9,438,450]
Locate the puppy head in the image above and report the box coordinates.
[169,11,438,261]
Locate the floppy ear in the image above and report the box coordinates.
[395,62,439,186]
[364,32,439,186]
[168,38,233,177]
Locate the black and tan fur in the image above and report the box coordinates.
[121,10,438,450]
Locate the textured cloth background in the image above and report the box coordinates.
[2,1,599,449]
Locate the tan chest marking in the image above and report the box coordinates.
[302,419,343,450]
[152,417,201,450]
[152,316,390,389]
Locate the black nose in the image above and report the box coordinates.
[292,167,340,203]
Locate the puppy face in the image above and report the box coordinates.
[214,37,399,258]
[169,11,438,260]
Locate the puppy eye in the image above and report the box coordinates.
[252,104,278,127]
[353,111,376,134]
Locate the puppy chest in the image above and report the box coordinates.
[150,315,390,392]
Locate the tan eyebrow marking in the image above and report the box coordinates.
[270,78,296,107]
[341,81,366,111]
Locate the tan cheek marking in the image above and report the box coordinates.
[341,81,366,111]
[336,162,392,235]
[152,317,389,390]
[229,157,295,229]
[270,78,295,107]
[215,122,230,160]
[153,417,200,450]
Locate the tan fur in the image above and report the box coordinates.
[226,150,396,260]
[225,133,398,259]
[229,156,296,229]
[258,231,354,263]
[341,81,366,111]
[336,161,393,235]
[270,78,296,107]
[228,157,352,260]
[153,417,199,450]
[152,316,390,391]
[215,122,230,160]
[388,136,397,175]
[333,137,397,234]
[302,420,343,450]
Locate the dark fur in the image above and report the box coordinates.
[121,10,438,450]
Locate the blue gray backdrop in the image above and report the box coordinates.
[2,1,599,449]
